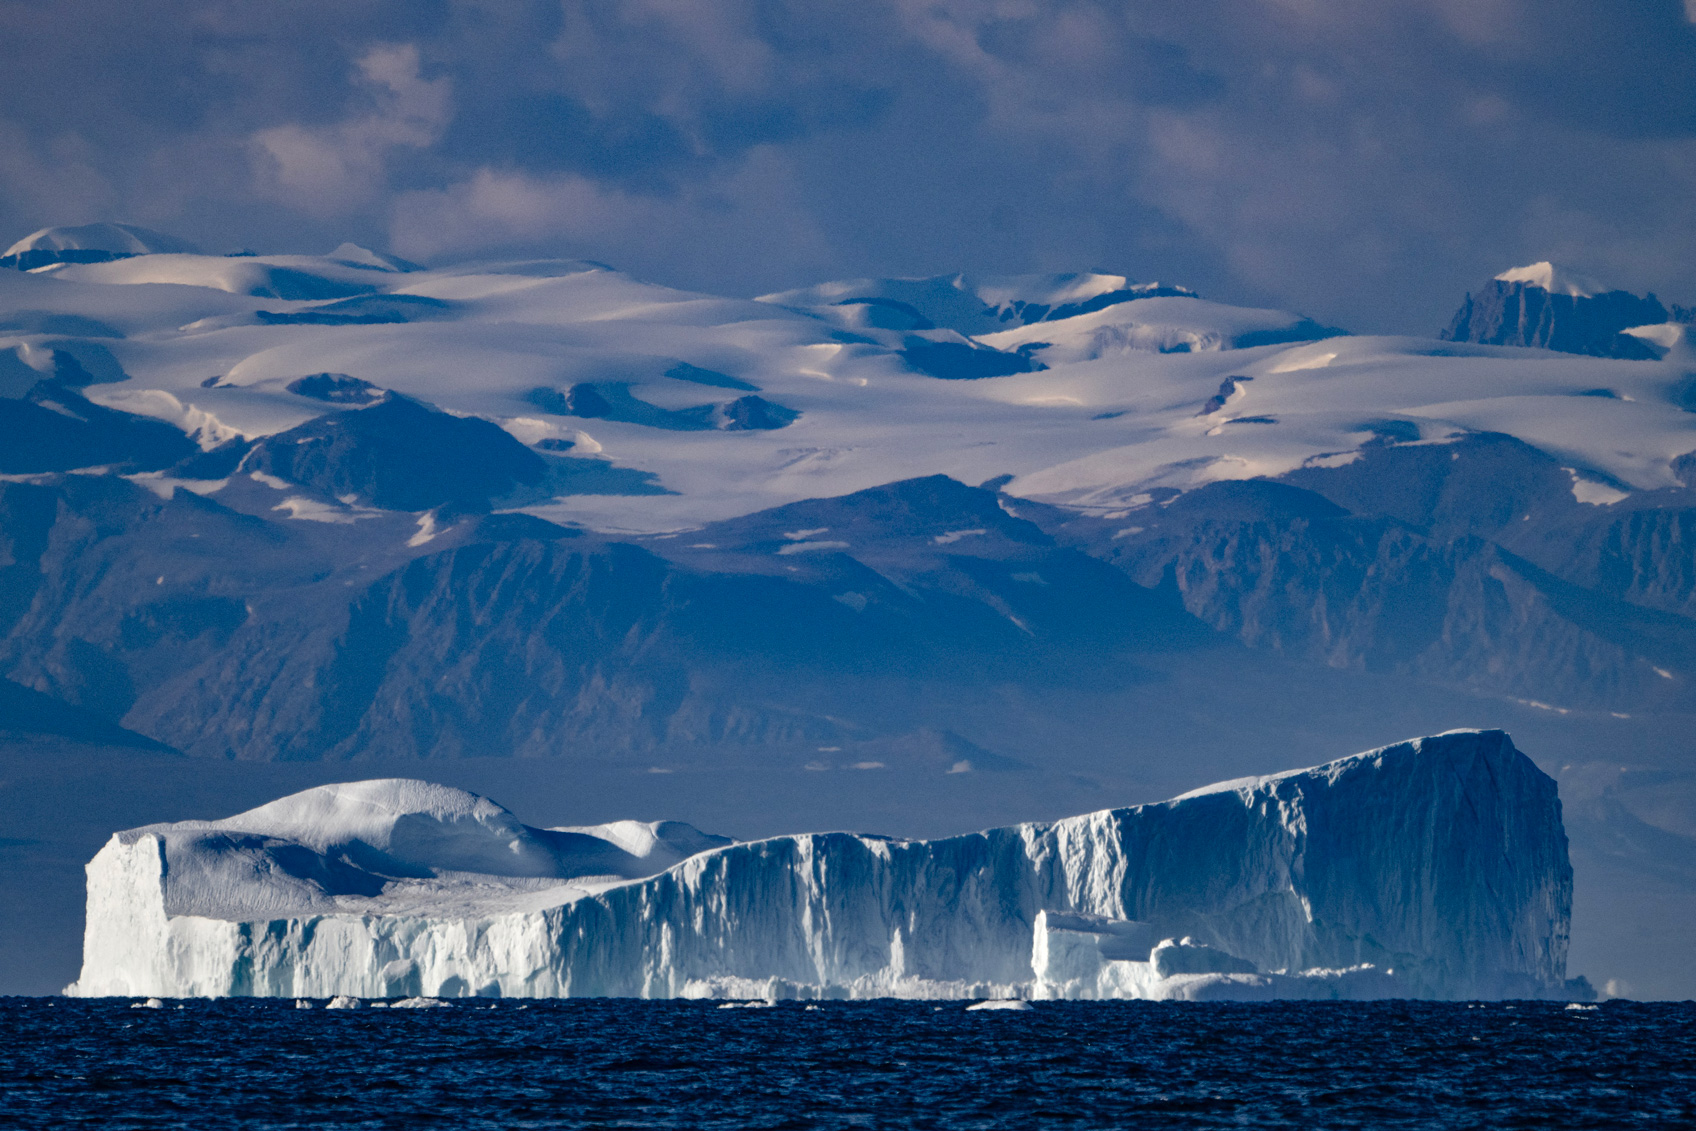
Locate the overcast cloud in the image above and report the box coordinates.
[1,0,1692,332]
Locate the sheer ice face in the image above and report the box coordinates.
[67,730,1573,1002]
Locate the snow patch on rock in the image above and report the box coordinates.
[1495,262,1606,299]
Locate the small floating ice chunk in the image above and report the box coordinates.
[326,996,360,1010]
[294,999,313,1009]
[391,997,449,1009]
[965,999,1031,1011]
[130,997,165,1009]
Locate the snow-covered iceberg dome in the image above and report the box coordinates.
[67,730,1575,1001]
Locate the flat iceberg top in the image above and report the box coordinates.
[1494,262,1607,299]
[1167,728,1508,802]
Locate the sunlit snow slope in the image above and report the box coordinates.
[2,242,1688,533]
[68,730,1575,1002]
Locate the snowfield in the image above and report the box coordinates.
[68,730,1576,1002]
[2,238,1689,534]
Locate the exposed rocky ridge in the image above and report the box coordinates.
[0,381,197,473]
[526,382,800,431]
[247,393,547,512]
[0,473,1206,759]
[6,437,1696,759]
[1026,435,1696,713]
[760,273,1196,337]
[1441,276,1670,359]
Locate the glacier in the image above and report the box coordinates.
[67,730,1576,1002]
[5,236,1691,534]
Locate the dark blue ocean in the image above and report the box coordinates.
[2,998,1692,1129]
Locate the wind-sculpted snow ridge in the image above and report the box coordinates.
[68,730,1578,1002]
[0,224,200,270]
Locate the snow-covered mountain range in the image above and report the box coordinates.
[4,227,1688,535]
[3,222,1695,998]
[3,226,1695,741]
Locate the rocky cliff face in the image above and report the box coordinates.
[7,449,1696,758]
[0,474,1206,759]
[66,730,1574,1001]
[1441,274,1668,359]
[1033,434,1696,713]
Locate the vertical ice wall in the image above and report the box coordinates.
[68,730,1572,1000]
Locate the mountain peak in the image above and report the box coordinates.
[1443,264,1668,358]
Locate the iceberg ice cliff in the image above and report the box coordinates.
[68,730,1574,1001]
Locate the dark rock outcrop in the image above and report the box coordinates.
[899,334,1042,379]
[257,294,453,327]
[1441,275,1667,359]
[0,382,196,474]
[527,383,799,431]
[1026,435,1696,712]
[249,393,546,511]
[285,374,384,404]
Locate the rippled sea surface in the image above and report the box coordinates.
[3,998,1693,1129]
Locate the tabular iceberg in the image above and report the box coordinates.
[68,730,1576,1001]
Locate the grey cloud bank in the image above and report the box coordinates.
[1,0,1693,333]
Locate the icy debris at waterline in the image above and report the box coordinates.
[67,730,1576,1002]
